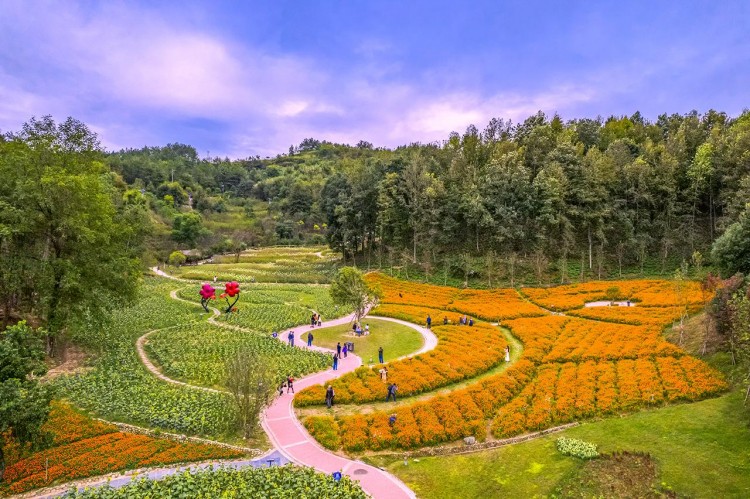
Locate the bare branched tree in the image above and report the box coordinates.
[225,350,278,439]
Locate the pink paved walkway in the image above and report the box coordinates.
[263,313,418,499]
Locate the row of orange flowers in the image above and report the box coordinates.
[304,360,536,451]
[295,321,508,406]
[521,279,704,311]
[491,356,726,438]
[367,273,546,321]
[567,305,699,326]
[539,317,684,363]
[301,276,725,453]
[2,402,243,494]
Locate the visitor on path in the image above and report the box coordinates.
[627,300,632,307]
[386,383,398,402]
[336,342,342,356]
[342,343,348,358]
[379,366,388,382]
[326,385,336,408]
[356,324,362,336]
[443,316,448,325]
[286,375,295,393]
[365,324,370,335]
[378,346,384,364]
[318,315,322,326]
[288,330,295,347]
[504,346,510,362]
[426,315,432,328]
[389,414,397,426]
[332,353,339,371]
[311,313,316,327]
[469,318,474,326]
[307,332,314,347]
[213,275,217,282]
[278,381,285,396]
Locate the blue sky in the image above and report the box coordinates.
[0,1,748,158]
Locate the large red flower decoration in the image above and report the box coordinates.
[225,281,241,297]
[199,284,216,300]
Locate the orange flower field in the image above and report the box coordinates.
[521,279,704,311]
[369,273,546,321]
[301,275,726,453]
[1,402,244,494]
[295,321,509,406]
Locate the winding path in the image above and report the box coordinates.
[133,284,438,498]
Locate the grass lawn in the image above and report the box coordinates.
[301,318,424,365]
[368,389,750,498]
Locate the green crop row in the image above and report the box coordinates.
[61,465,367,498]
[145,323,330,389]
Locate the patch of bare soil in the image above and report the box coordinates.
[554,451,675,498]
[43,344,91,380]
[665,311,723,356]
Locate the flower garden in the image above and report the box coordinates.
[6,264,728,496]
[1,402,243,495]
[301,274,726,453]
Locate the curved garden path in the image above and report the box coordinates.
[130,284,437,498]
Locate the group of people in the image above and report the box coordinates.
[425,315,474,326]
[457,315,474,326]
[278,375,295,396]
[352,322,369,336]
[310,313,322,327]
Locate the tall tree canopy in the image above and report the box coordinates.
[0,116,144,350]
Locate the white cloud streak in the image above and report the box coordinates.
[0,2,602,157]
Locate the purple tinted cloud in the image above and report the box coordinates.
[0,1,748,158]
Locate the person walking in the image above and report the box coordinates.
[336,342,342,357]
[386,383,398,402]
[426,315,432,328]
[342,343,348,358]
[278,381,285,396]
[288,330,295,347]
[504,345,510,362]
[307,332,314,347]
[378,346,384,364]
[286,375,295,394]
[332,352,339,371]
[325,385,335,408]
[311,313,316,328]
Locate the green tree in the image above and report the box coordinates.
[330,267,378,322]
[712,205,750,275]
[0,322,54,480]
[0,116,142,353]
[172,212,207,247]
[168,250,187,267]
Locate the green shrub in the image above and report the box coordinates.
[556,437,599,459]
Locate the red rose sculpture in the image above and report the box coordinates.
[198,283,216,312]
[225,281,240,297]
[223,281,241,313]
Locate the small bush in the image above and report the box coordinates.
[556,437,599,459]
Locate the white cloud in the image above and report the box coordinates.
[0,2,602,156]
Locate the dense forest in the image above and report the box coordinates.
[100,110,750,283]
